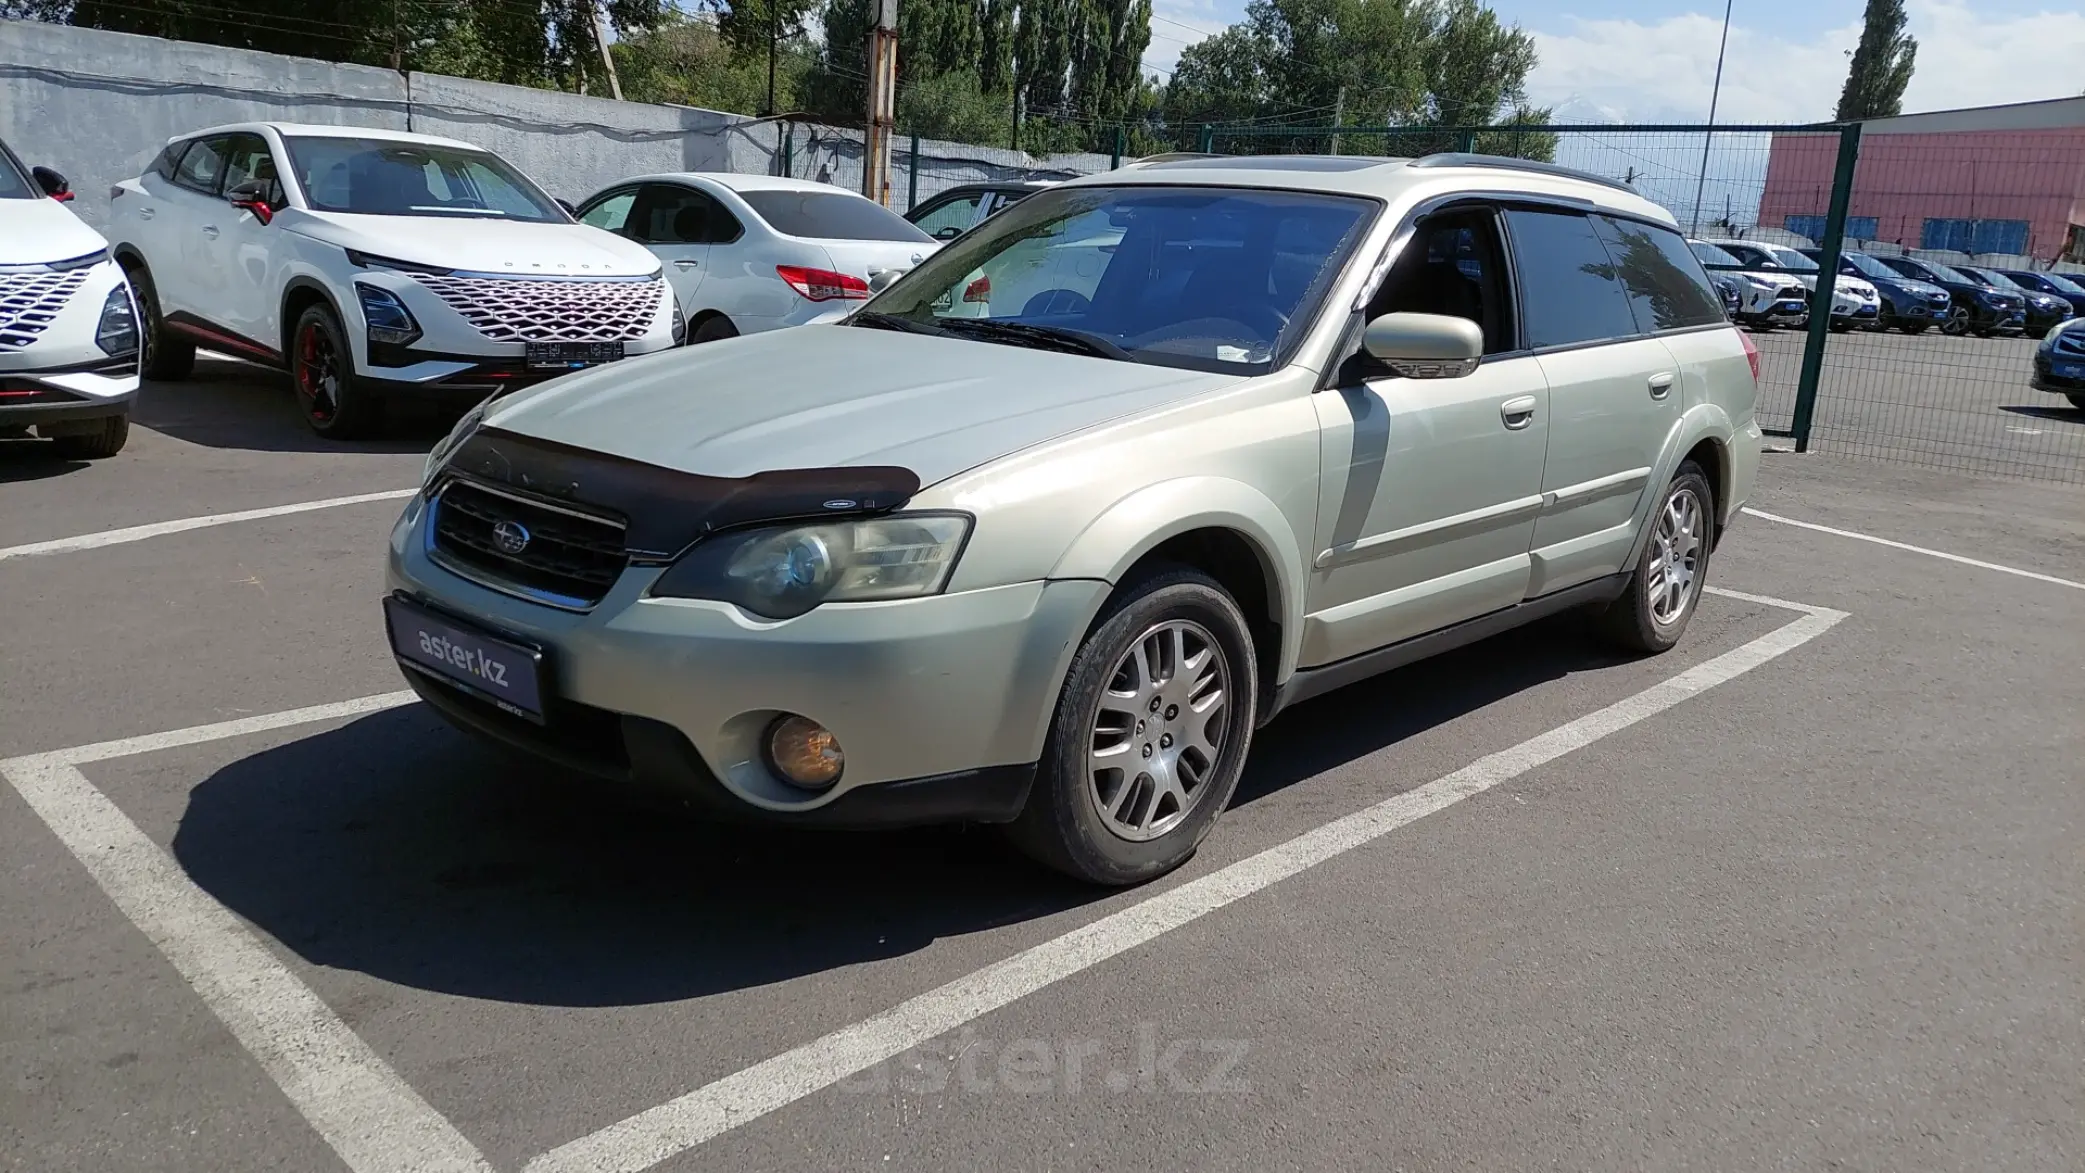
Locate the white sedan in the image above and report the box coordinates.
[576,173,939,343]
[1703,238,1881,332]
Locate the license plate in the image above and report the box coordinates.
[525,341,626,370]
[385,595,547,721]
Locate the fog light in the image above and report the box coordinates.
[767,715,843,789]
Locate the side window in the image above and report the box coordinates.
[151,142,188,182]
[579,189,637,236]
[1365,209,1515,355]
[1502,208,1641,349]
[172,137,230,196]
[912,192,984,241]
[1592,216,1728,331]
[635,184,732,245]
[218,135,283,203]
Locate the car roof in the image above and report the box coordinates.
[631,172,878,196]
[165,122,483,153]
[1063,152,1681,227]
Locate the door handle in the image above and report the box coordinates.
[1500,395,1538,430]
[672,259,699,268]
[1648,372,1675,400]
[201,225,220,239]
[139,207,155,220]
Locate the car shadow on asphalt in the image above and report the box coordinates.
[132,358,456,454]
[168,613,1628,1009]
[1998,404,2085,425]
[0,440,90,481]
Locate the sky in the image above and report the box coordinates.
[1141,0,2085,124]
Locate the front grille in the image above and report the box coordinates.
[0,269,90,352]
[1777,284,1805,300]
[411,274,663,344]
[430,478,628,607]
[2054,332,2085,357]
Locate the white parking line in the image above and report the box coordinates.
[523,587,1847,1173]
[1741,506,2085,592]
[0,489,416,563]
[1,588,1844,1173]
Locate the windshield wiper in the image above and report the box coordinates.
[849,311,952,337]
[933,318,1136,362]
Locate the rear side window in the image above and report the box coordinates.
[1504,208,1640,349]
[1592,216,1728,331]
[741,190,932,242]
[173,137,230,195]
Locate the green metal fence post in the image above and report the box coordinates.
[906,133,920,212]
[1198,124,1214,153]
[780,121,794,178]
[1110,126,1124,169]
[1456,129,1476,153]
[1789,122,1862,453]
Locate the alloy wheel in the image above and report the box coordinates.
[296,323,340,423]
[1086,619,1232,842]
[1646,485,1703,626]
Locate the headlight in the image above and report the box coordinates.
[356,281,421,346]
[422,399,487,485]
[95,282,139,356]
[1741,273,1780,288]
[651,514,971,619]
[670,290,687,345]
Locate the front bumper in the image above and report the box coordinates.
[0,259,141,420]
[386,493,1107,824]
[2031,352,2085,393]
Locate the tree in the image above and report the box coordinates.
[1835,0,1917,121]
[612,8,815,113]
[1160,0,1551,159]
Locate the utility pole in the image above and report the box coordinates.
[592,0,624,101]
[862,0,898,206]
[1010,52,1021,153]
[1329,84,1345,156]
[1689,0,1734,234]
[389,0,402,71]
[766,0,779,117]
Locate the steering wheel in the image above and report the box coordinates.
[1022,289,1092,316]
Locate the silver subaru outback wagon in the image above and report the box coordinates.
[384,152,1762,886]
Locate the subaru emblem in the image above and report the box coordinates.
[492,519,531,555]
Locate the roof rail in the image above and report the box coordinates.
[1409,152,1637,195]
[1127,151,1226,165]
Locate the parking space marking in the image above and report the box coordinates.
[1,589,1843,1173]
[1742,506,2085,591]
[523,587,1848,1173]
[0,489,416,563]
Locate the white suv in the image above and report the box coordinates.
[0,138,140,458]
[108,123,680,438]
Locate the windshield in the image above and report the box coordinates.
[741,190,932,242]
[284,136,565,222]
[1766,246,1817,271]
[1839,251,1901,280]
[1689,241,1743,267]
[2037,271,2085,294]
[0,139,33,200]
[1962,267,2022,290]
[1905,259,1971,284]
[859,185,1376,375]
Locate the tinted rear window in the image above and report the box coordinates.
[1505,208,1641,348]
[1593,216,1728,331]
[741,190,932,242]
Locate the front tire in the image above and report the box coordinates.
[690,316,738,344]
[1007,567,1259,886]
[124,262,194,381]
[47,414,130,459]
[1595,463,1714,655]
[290,304,383,439]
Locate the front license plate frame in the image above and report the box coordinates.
[525,340,627,371]
[384,594,548,723]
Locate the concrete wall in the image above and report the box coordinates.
[1760,127,2085,261]
[0,20,1112,230]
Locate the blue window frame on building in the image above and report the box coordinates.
[1784,215,1877,243]
[1920,218,2029,254]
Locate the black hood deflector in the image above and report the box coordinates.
[443,428,922,560]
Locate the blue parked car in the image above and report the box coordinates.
[1955,266,2074,339]
[1799,247,1950,334]
[1996,269,2085,319]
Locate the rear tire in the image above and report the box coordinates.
[125,262,194,381]
[290,303,383,439]
[1595,463,1714,655]
[690,316,738,344]
[47,414,130,459]
[1901,322,1930,335]
[1006,567,1258,887]
[2068,395,2085,412]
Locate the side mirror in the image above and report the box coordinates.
[933,225,962,240]
[867,269,902,294]
[32,165,71,202]
[556,198,578,216]
[1362,312,1483,379]
[226,179,276,225]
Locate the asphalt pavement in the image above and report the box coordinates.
[3,360,2080,1172]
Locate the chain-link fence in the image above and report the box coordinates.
[1181,119,2085,485]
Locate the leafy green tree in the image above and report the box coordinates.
[1835,0,1917,121]
[613,8,815,113]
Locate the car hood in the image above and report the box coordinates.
[482,326,1243,485]
[284,212,660,277]
[0,195,109,265]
